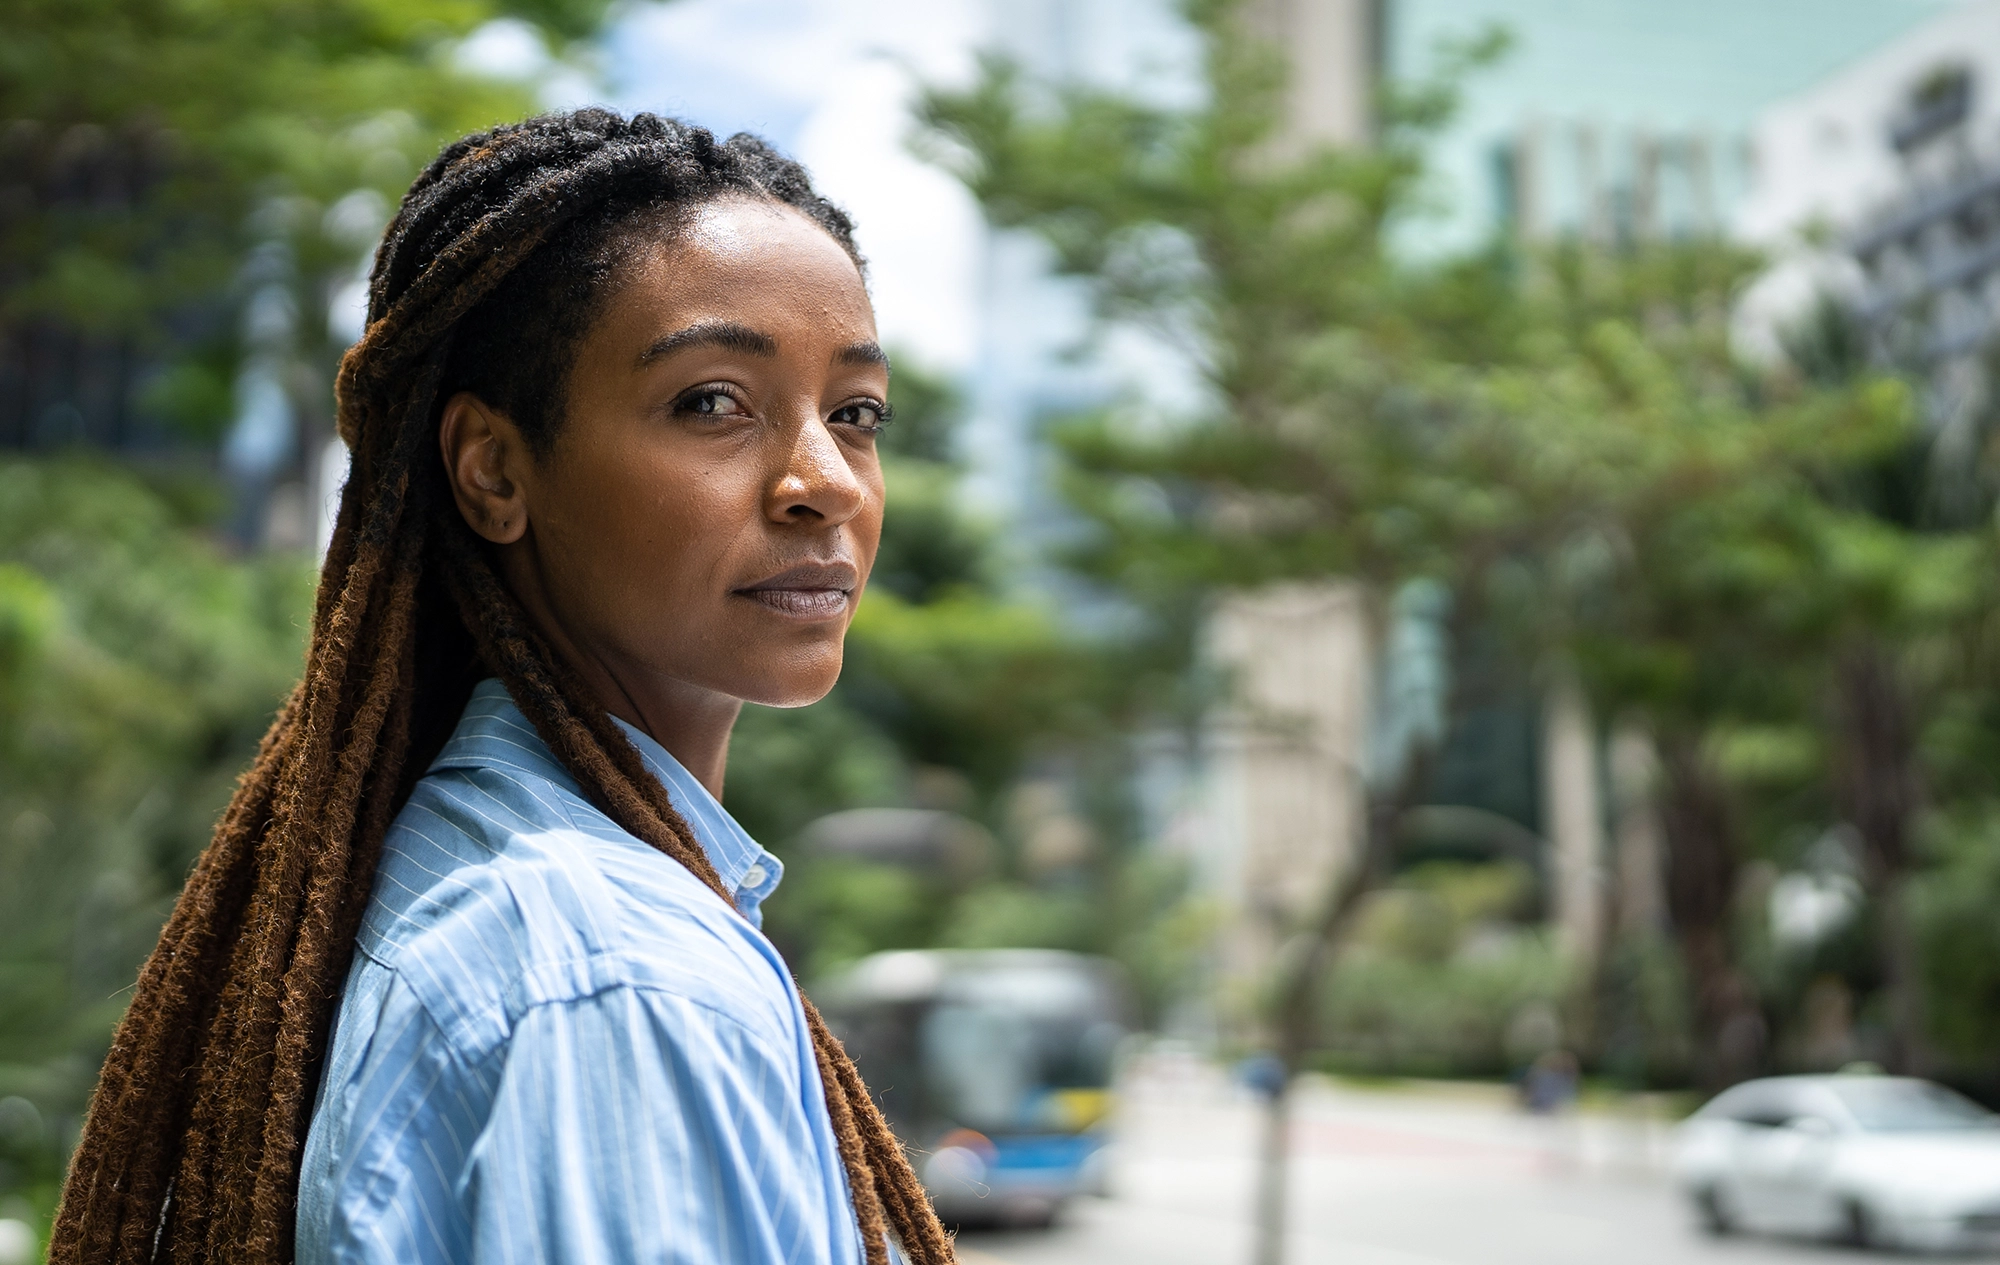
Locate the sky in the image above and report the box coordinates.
[516,0,996,374]
[452,0,1977,373]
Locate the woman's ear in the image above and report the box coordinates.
[439,391,532,545]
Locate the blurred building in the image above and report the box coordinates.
[0,121,335,551]
[1391,0,1961,256]
[1735,1,2000,249]
[1243,0,1384,147]
[0,123,189,454]
[1201,585,1374,995]
[1736,0,2000,516]
[1492,121,1752,244]
[958,0,1204,549]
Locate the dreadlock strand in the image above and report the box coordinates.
[805,999,956,1263]
[245,721,415,1255]
[247,526,429,1257]
[201,378,442,1256]
[801,1004,892,1265]
[172,354,439,1260]
[73,690,298,1163]
[53,700,300,1263]
[332,540,427,933]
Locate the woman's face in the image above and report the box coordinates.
[442,197,886,712]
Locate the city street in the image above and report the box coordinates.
[956,1061,1927,1265]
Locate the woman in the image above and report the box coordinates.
[51,109,955,1265]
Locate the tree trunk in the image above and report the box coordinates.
[1246,773,1418,1265]
[1658,738,1763,1090]
[1251,1077,1291,1265]
[1832,641,1925,1073]
[1244,584,1469,1265]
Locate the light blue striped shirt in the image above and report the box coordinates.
[296,679,865,1265]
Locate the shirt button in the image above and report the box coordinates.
[742,863,767,888]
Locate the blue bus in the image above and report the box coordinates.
[817,949,1132,1228]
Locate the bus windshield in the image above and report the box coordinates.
[918,964,1123,1133]
[820,951,1130,1138]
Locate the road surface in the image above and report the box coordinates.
[954,1060,1935,1265]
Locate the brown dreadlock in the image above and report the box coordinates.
[50,109,955,1265]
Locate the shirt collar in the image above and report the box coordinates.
[608,711,783,912]
[432,679,784,921]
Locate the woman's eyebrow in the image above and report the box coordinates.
[636,319,777,367]
[835,341,889,369]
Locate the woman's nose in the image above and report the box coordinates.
[766,410,867,526]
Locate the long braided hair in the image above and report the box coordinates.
[50,109,954,1265]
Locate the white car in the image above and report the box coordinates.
[1674,1074,2000,1253]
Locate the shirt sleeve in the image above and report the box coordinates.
[466,986,853,1265]
[314,978,860,1265]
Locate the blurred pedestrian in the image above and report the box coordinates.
[1238,1052,1289,1101]
[1521,1049,1583,1174]
[1522,1049,1580,1116]
[50,111,952,1265]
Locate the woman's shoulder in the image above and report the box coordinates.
[353,763,796,1061]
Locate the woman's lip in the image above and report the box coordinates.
[737,561,860,593]
[735,587,851,620]
[732,563,858,621]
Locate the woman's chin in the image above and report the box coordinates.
[730,654,845,710]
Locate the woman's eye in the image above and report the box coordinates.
[675,388,745,418]
[831,402,890,433]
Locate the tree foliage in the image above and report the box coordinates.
[0,460,314,1227]
[1,0,598,442]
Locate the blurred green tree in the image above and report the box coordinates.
[913,0,1534,1120]
[1913,806,2000,1084]
[1483,241,1964,1086]
[913,13,1570,1259]
[0,0,598,448]
[0,459,314,1235]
